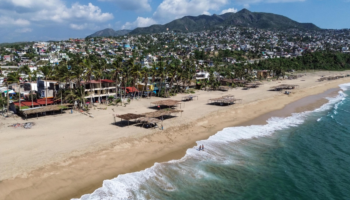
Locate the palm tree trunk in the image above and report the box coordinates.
[45,78,48,107]
[144,77,148,98]
[133,76,137,99]
[6,84,9,115]
[115,76,118,100]
[124,77,128,100]
[99,80,102,104]
[18,81,21,112]
[29,76,33,107]
[31,91,34,108]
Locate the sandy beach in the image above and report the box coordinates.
[1,71,350,200]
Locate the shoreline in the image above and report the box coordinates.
[1,74,350,200]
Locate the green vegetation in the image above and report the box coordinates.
[130,9,319,35]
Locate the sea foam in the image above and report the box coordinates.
[73,87,347,200]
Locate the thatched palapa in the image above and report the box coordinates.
[151,99,182,107]
[182,95,198,101]
[116,113,145,121]
[271,84,299,91]
[209,95,241,105]
[21,104,73,115]
[143,109,183,118]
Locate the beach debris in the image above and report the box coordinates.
[24,122,35,129]
[8,122,35,129]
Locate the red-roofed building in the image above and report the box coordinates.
[4,55,12,62]
[122,87,139,94]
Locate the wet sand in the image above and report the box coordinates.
[0,72,349,200]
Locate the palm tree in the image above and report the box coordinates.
[39,65,52,107]
[0,95,7,115]
[141,67,149,98]
[71,59,85,103]
[7,72,21,111]
[111,57,123,99]
[122,59,132,99]
[93,65,103,103]
[156,57,166,97]
[19,65,34,107]
[82,57,95,103]
[130,62,142,99]
[64,86,85,107]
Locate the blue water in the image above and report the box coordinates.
[75,83,350,200]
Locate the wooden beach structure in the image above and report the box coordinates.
[271,84,299,91]
[116,109,183,128]
[208,95,241,106]
[243,82,263,90]
[181,95,198,101]
[116,113,146,126]
[288,75,303,80]
[218,86,230,91]
[20,104,73,119]
[151,99,182,108]
[318,76,345,82]
[143,109,183,118]
[137,117,162,128]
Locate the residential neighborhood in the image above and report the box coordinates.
[1,27,350,116]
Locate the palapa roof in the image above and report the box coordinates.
[151,99,182,106]
[182,95,198,100]
[116,113,145,121]
[143,109,183,118]
[271,84,299,90]
[21,104,72,115]
[209,95,241,104]
[222,95,234,98]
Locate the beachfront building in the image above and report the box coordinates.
[37,79,60,99]
[82,79,117,103]
[257,70,272,79]
[23,82,38,98]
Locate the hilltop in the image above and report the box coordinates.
[130,9,319,34]
[86,28,131,38]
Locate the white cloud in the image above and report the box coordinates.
[70,24,87,30]
[203,11,211,15]
[30,3,113,23]
[122,17,157,29]
[0,0,113,26]
[70,23,106,31]
[153,0,228,23]
[0,16,30,26]
[234,0,305,8]
[15,28,32,33]
[98,0,151,11]
[220,8,238,14]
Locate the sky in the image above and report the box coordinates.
[0,0,349,43]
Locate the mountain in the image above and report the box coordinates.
[130,9,320,34]
[86,28,131,38]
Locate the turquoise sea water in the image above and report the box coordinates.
[75,83,350,200]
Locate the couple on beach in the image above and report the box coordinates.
[199,145,204,151]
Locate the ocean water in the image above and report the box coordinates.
[75,83,350,200]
